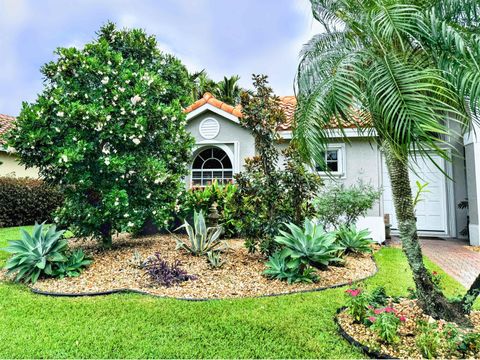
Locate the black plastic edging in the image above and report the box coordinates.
[335,307,398,359]
[30,255,378,301]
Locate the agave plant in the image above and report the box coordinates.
[335,225,374,254]
[53,249,92,278]
[274,219,343,269]
[175,210,224,256]
[3,222,67,284]
[263,251,318,284]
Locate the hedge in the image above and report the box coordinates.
[0,177,64,227]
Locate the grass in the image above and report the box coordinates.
[0,226,472,358]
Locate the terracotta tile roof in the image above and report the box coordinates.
[0,114,15,145]
[185,93,370,131]
[277,96,296,130]
[184,92,243,118]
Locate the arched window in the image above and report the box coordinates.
[191,147,233,186]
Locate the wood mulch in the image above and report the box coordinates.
[337,299,480,358]
[18,234,376,299]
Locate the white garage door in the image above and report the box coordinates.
[383,154,448,234]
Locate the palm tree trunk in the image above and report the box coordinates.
[383,143,468,324]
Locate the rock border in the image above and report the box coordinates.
[29,256,378,301]
[334,307,397,359]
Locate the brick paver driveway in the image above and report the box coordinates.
[390,237,480,288]
[420,238,480,288]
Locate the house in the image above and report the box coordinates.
[0,93,476,245]
[0,114,38,178]
[184,93,470,245]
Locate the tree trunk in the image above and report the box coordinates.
[383,143,469,325]
[100,222,112,249]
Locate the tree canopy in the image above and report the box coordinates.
[7,22,195,247]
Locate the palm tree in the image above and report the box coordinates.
[190,71,218,101]
[295,0,480,323]
[214,75,242,105]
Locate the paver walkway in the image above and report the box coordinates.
[390,237,480,288]
[420,238,480,288]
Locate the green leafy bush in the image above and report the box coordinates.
[344,288,370,322]
[7,23,194,247]
[52,249,92,278]
[179,181,240,237]
[369,286,388,307]
[0,177,63,227]
[3,223,90,284]
[234,75,321,255]
[175,210,224,256]
[416,321,442,358]
[368,307,403,344]
[313,183,381,230]
[274,219,342,268]
[335,225,374,254]
[263,251,318,284]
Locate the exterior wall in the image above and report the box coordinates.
[320,139,382,217]
[0,152,38,178]
[185,110,255,186]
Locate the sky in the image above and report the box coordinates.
[0,0,323,116]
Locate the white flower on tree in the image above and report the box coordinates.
[130,95,142,106]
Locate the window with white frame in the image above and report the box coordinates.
[191,147,233,186]
[314,145,345,175]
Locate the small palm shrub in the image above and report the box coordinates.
[3,222,90,284]
[335,225,374,254]
[144,253,196,287]
[175,210,224,256]
[263,251,318,284]
[274,219,343,269]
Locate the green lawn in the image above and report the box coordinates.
[0,226,470,358]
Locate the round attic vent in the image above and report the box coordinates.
[199,118,220,139]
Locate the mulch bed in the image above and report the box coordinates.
[7,234,377,299]
[336,299,480,358]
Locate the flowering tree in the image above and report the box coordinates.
[7,23,194,247]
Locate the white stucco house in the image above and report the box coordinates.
[1,92,479,245]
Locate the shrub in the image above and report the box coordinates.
[458,331,480,356]
[206,250,224,269]
[369,286,388,307]
[345,288,370,322]
[263,251,318,284]
[234,75,321,256]
[0,177,63,228]
[179,181,240,237]
[144,253,196,287]
[274,219,342,268]
[52,249,92,278]
[335,225,374,254]
[368,307,404,344]
[175,210,224,256]
[7,23,195,248]
[313,182,381,230]
[2,222,89,284]
[416,321,442,358]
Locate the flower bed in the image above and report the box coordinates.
[8,234,377,299]
[336,294,480,358]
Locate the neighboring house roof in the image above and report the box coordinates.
[0,114,15,145]
[184,93,370,131]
